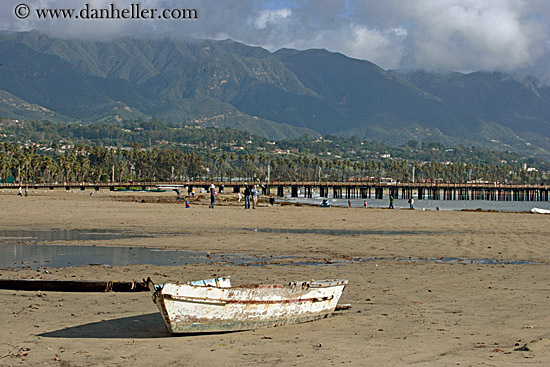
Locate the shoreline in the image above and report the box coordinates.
[5,186,550,211]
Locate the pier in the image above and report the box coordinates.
[3,181,549,201]
[279,182,550,202]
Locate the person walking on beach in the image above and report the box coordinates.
[348,200,352,208]
[251,185,260,209]
[408,197,414,210]
[209,184,217,209]
[243,185,251,209]
[237,192,242,205]
[364,200,367,208]
[389,194,394,209]
[18,186,22,196]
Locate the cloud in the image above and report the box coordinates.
[252,8,292,30]
[280,23,408,69]
[1,0,549,78]
[403,0,547,71]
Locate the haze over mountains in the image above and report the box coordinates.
[1,30,549,158]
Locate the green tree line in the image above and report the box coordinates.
[0,142,545,185]
[3,119,549,169]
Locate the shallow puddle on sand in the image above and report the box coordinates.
[0,229,540,269]
[0,229,147,242]
[245,228,459,236]
[0,243,294,269]
[0,243,541,270]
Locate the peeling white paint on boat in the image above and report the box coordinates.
[146,277,348,333]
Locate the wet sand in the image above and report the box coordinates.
[0,190,549,366]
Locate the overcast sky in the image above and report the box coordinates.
[2,0,550,78]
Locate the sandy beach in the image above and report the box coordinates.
[0,189,549,366]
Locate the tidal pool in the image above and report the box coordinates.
[0,229,148,242]
[245,228,456,236]
[0,229,540,269]
[0,243,541,270]
[0,243,294,270]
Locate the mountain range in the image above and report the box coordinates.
[1,30,549,158]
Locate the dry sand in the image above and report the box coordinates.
[0,189,549,366]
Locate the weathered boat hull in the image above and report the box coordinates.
[147,278,347,333]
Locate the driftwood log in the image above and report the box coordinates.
[0,279,148,292]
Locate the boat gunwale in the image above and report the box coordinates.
[162,278,348,290]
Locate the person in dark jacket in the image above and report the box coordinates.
[243,185,251,209]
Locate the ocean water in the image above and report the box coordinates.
[280,194,550,212]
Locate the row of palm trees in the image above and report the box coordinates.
[201,152,543,184]
[0,143,544,185]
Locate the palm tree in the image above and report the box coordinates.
[40,156,57,183]
[77,154,90,182]
[0,145,10,184]
[20,147,34,184]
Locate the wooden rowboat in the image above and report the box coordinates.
[146,277,348,333]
